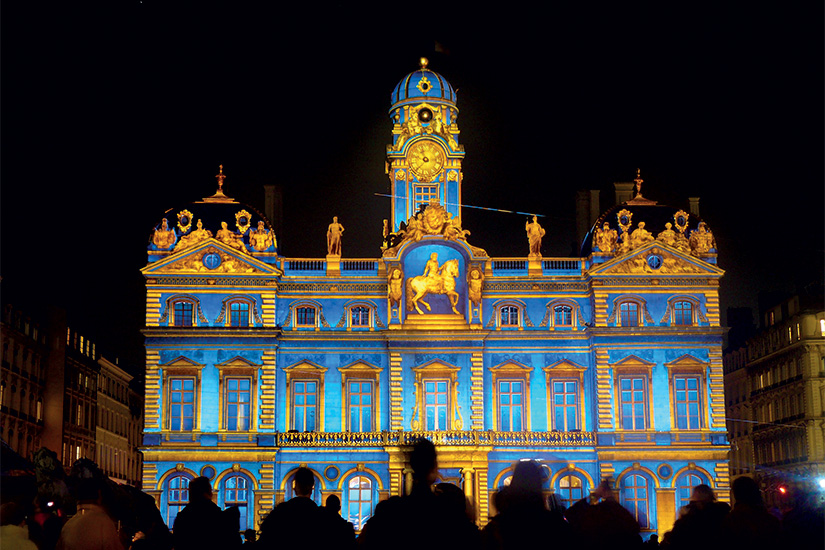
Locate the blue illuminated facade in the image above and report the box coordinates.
[139,60,729,536]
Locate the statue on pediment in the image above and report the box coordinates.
[629,221,654,250]
[656,223,677,248]
[594,222,618,254]
[689,222,716,255]
[217,221,247,253]
[249,221,275,252]
[152,218,176,249]
[173,219,212,252]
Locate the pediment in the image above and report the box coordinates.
[141,238,280,275]
[490,360,533,374]
[544,359,587,372]
[339,360,383,373]
[611,355,655,369]
[161,356,204,368]
[283,360,328,374]
[665,354,707,369]
[215,356,262,368]
[590,242,724,277]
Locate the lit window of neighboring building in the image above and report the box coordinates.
[230,302,250,327]
[550,379,579,431]
[673,375,702,430]
[621,474,651,529]
[223,475,251,530]
[168,377,196,431]
[497,380,524,431]
[673,301,693,326]
[618,376,648,430]
[224,377,251,431]
[554,305,573,326]
[348,381,373,432]
[620,302,639,327]
[174,302,194,327]
[292,380,318,431]
[166,475,190,528]
[296,306,316,327]
[351,306,370,327]
[557,474,586,509]
[347,476,373,530]
[424,379,450,430]
[500,306,519,327]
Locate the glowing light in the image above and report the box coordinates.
[817,478,825,490]
[778,486,787,494]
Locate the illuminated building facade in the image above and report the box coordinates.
[140,59,729,537]
[96,357,144,486]
[724,286,825,506]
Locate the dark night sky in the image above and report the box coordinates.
[1,3,822,372]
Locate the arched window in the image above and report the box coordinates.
[620,302,639,327]
[620,474,651,529]
[500,305,520,327]
[222,474,252,530]
[229,302,250,327]
[350,306,371,327]
[173,301,194,327]
[673,301,693,326]
[674,471,708,514]
[557,473,587,509]
[295,306,317,328]
[554,305,573,327]
[166,474,191,528]
[347,475,373,530]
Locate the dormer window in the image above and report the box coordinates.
[554,305,572,326]
[230,302,250,327]
[350,306,370,327]
[296,306,317,327]
[673,301,693,326]
[500,305,520,327]
[174,302,194,327]
[619,301,639,327]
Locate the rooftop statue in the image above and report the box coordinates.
[249,221,275,252]
[594,222,618,254]
[525,215,546,258]
[327,216,344,256]
[629,221,654,250]
[689,222,716,256]
[216,221,247,253]
[152,218,176,249]
[173,219,212,252]
[656,222,677,248]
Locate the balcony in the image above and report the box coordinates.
[276,430,596,447]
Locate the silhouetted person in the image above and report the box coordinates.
[56,478,124,550]
[223,506,243,548]
[433,482,480,548]
[321,494,356,549]
[482,460,569,550]
[566,479,642,550]
[780,483,825,550]
[242,529,257,548]
[661,484,729,550]
[644,533,659,548]
[1,502,39,550]
[173,476,236,550]
[721,477,780,550]
[259,467,324,549]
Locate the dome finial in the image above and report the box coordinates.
[202,164,236,203]
[216,164,226,193]
[634,168,643,198]
[420,57,429,70]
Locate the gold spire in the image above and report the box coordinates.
[627,168,657,206]
[420,57,429,70]
[200,164,237,203]
[216,164,226,193]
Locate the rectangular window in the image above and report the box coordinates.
[500,306,519,327]
[554,305,573,326]
[230,302,250,327]
[169,377,196,431]
[292,380,317,431]
[414,185,439,210]
[224,377,251,431]
[674,301,693,326]
[296,307,316,327]
[174,302,193,327]
[424,379,449,430]
[550,379,579,430]
[348,381,373,432]
[350,307,370,327]
[619,376,648,430]
[620,302,639,327]
[673,375,702,430]
[498,380,524,431]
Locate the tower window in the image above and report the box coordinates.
[413,185,439,210]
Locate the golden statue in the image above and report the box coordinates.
[326,216,344,256]
[689,222,716,255]
[216,221,247,252]
[468,268,484,307]
[594,222,618,254]
[444,213,470,241]
[388,267,404,307]
[525,216,545,257]
[406,256,460,315]
[656,223,677,247]
[629,221,654,250]
[152,218,176,249]
[249,221,275,252]
[422,252,441,278]
[173,219,212,251]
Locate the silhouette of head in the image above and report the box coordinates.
[410,438,438,484]
[189,476,213,502]
[325,494,341,512]
[510,460,543,496]
[293,467,315,497]
[243,529,256,542]
[689,484,717,504]
[731,476,763,507]
[0,502,26,526]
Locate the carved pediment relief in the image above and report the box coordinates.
[161,356,204,369]
[144,240,277,275]
[593,243,722,277]
[215,356,262,369]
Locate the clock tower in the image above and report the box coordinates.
[386,58,465,232]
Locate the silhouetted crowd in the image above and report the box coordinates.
[2,442,823,550]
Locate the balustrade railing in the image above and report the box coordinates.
[276,430,595,447]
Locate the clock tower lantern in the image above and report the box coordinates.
[386,58,465,232]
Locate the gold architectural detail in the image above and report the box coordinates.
[470,353,484,430]
[490,362,533,431]
[384,204,486,257]
[616,209,633,255]
[152,218,176,249]
[202,165,236,203]
[177,209,193,234]
[603,247,705,275]
[629,222,654,250]
[235,210,252,234]
[164,247,260,273]
[594,222,618,254]
[259,351,276,430]
[408,140,445,182]
[525,216,545,258]
[216,221,248,253]
[326,216,344,256]
[467,268,484,307]
[689,222,716,256]
[395,169,406,180]
[416,76,432,94]
[389,353,403,431]
[173,219,212,252]
[249,221,276,252]
[447,170,458,182]
[388,267,403,307]
[406,255,460,315]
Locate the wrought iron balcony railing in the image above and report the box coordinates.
[276,430,595,447]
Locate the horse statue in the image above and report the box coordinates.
[405,258,461,315]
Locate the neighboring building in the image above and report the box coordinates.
[1,302,144,486]
[724,285,825,506]
[96,357,144,486]
[140,59,729,537]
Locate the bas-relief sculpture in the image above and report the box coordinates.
[327,216,344,256]
[383,204,487,258]
[468,268,484,307]
[689,222,716,256]
[405,254,460,315]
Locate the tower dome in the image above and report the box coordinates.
[390,57,457,112]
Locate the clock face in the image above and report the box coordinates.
[408,141,444,182]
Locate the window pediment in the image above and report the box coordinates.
[411,360,460,382]
[543,359,587,381]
